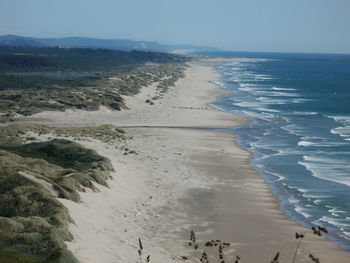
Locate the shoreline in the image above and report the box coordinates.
[209,59,350,254]
[201,60,350,261]
[21,59,349,262]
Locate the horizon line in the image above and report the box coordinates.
[1,33,350,56]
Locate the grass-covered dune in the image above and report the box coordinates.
[0,124,127,145]
[0,45,188,118]
[0,138,115,263]
[0,63,186,117]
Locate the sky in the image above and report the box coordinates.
[1,0,350,54]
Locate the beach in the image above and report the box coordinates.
[23,59,350,262]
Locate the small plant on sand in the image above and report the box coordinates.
[137,238,150,263]
[185,230,235,263]
[271,252,280,263]
[292,232,305,263]
[200,251,209,263]
[292,225,328,263]
[179,227,330,263]
[309,253,320,263]
[189,230,199,249]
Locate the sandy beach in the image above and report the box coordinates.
[23,59,350,262]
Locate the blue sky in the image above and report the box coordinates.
[1,0,350,53]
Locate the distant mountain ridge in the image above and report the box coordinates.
[0,34,220,52]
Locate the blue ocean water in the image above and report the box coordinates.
[198,51,350,251]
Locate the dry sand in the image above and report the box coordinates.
[24,59,349,262]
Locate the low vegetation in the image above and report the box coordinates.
[0,45,189,118]
[0,127,120,262]
[166,229,328,263]
[0,63,187,116]
[0,124,127,145]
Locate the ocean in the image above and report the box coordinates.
[194,51,350,251]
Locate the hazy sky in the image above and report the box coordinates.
[1,0,350,53]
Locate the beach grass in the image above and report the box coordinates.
[0,137,115,262]
[0,55,187,118]
[0,124,127,144]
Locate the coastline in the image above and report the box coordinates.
[22,59,349,262]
